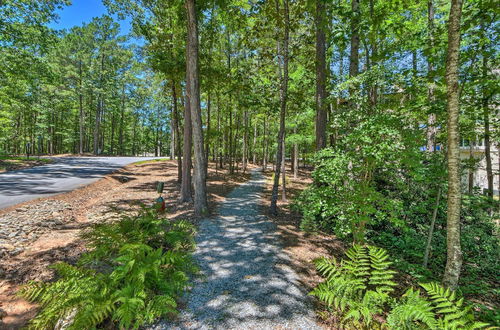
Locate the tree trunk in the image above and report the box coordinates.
[481,44,493,199]
[349,0,360,95]
[118,85,125,155]
[111,111,116,155]
[270,0,289,215]
[186,0,208,215]
[253,120,258,164]
[170,111,175,160]
[94,97,101,155]
[205,90,211,170]
[281,138,287,201]
[263,120,268,170]
[180,87,193,202]
[78,60,84,155]
[468,144,474,194]
[294,126,298,179]
[443,0,463,290]
[426,0,437,151]
[172,82,182,183]
[368,0,378,106]
[423,187,442,268]
[315,0,327,150]
[242,110,248,172]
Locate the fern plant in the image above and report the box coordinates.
[20,209,196,330]
[387,287,438,329]
[420,282,490,330]
[311,245,491,329]
[310,244,396,327]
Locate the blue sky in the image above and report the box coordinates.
[48,0,131,35]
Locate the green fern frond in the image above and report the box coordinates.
[420,282,490,330]
[387,287,438,329]
[313,256,340,279]
[344,245,370,280]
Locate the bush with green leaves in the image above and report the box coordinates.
[312,245,490,329]
[19,209,197,330]
[296,110,418,241]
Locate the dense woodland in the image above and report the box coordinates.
[1,0,499,327]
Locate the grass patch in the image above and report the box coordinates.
[132,158,169,165]
[0,156,53,163]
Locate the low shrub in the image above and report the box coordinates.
[311,245,490,329]
[20,208,197,330]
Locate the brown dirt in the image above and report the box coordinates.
[0,160,251,329]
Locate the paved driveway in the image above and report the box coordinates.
[0,157,159,209]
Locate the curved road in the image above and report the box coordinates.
[0,157,159,209]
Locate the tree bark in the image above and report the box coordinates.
[253,120,257,164]
[118,85,125,155]
[78,60,84,155]
[270,0,289,215]
[170,111,175,160]
[205,90,211,170]
[242,110,248,172]
[423,187,442,268]
[315,0,327,150]
[349,0,360,89]
[426,0,437,151]
[281,138,287,201]
[468,144,474,194]
[186,0,208,215]
[481,37,493,199]
[293,126,298,179]
[443,0,463,290]
[263,120,268,171]
[172,82,183,183]
[180,87,192,202]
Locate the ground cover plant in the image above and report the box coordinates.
[19,208,197,329]
[312,245,491,329]
[298,150,500,325]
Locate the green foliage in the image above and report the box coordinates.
[310,245,396,327]
[420,282,490,330]
[19,209,196,329]
[387,287,437,329]
[312,245,490,329]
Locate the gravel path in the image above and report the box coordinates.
[153,169,320,330]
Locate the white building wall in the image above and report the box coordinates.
[460,146,500,196]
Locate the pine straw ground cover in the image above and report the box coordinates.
[261,164,499,328]
[0,159,250,329]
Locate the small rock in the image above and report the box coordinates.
[0,243,15,250]
[10,247,24,256]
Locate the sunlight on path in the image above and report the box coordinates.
[152,169,320,330]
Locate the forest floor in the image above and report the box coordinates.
[0,160,250,329]
[260,167,349,327]
[0,156,53,173]
[151,168,320,329]
[261,167,499,327]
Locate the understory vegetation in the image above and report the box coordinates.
[298,149,499,325]
[311,245,491,329]
[20,209,197,329]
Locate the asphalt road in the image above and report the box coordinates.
[0,157,159,209]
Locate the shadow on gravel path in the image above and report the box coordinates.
[152,169,320,330]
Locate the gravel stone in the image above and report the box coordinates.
[151,169,320,330]
[0,200,74,256]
